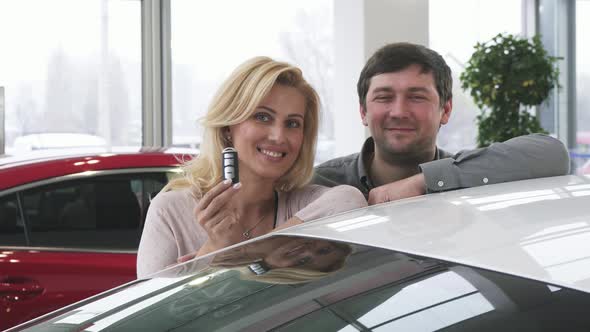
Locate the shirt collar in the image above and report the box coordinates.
[434,145,450,160]
[357,137,446,190]
[358,137,376,191]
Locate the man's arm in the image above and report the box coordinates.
[419,133,570,193]
[368,134,570,205]
[367,173,426,205]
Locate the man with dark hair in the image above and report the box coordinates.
[313,42,570,204]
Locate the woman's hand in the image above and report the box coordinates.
[193,179,243,256]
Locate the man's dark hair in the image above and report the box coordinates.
[357,42,452,108]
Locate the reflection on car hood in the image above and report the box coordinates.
[14,232,590,331]
[278,174,590,294]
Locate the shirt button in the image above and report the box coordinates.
[483,177,489,184]
[437,180,444,187]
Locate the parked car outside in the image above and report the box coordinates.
[0,147,196,330]
[9,133,108,155]
[8,174,590,331]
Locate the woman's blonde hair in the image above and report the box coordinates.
[164,56,320,196]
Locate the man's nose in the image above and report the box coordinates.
[388,99,408,118]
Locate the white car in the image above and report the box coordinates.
[9,174,590,331]
[10,133,107,153]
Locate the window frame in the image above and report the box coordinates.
[142,0,172,148]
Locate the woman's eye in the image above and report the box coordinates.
[286,120,301,128]
[254,113,270,122]
[297,256,312,266]
[317,246,333,255]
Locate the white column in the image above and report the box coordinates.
[333,0,366,156]
[364,0,429,57]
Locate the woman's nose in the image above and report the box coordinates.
[268,124,286,142]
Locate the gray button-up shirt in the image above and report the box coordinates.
[312,134,570,199]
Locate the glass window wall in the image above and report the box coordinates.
[0,0,142,155]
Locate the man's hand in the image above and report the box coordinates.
[368,173,427,205]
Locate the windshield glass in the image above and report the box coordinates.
[20,235,590,331]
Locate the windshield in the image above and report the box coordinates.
[19,235,590,332]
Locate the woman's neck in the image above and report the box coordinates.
[230,171,276,215]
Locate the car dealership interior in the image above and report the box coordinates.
[1,0,590,330]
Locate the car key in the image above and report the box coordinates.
[222,147,239,184]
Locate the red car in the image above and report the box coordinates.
[0,147,195,330]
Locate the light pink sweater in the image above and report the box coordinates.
[136,184,366,277]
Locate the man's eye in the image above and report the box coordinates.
[374,96,391,102]
[410,95,427,101]
[286,120,301,128]
[254,113,271,122]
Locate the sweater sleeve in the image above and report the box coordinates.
[294,184,368,222]
[420,133,570,193]
[136,194,183,278]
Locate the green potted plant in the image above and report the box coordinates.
[460,33,560,147]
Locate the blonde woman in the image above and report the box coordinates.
[137,57,367,278]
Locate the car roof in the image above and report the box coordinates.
[0,147,196,191]
[277,174,590,294]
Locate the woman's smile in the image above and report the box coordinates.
[257,147,287,159]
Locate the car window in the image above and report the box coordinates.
[18,172,169,250]
[278,270,493,331]
[0,193,26,246]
